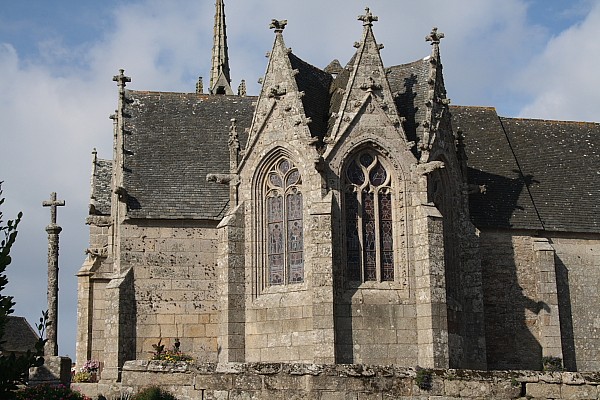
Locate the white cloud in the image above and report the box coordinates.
[0,0,596,359]
[517,2,600,121]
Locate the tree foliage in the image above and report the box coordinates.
[0,183,47,399]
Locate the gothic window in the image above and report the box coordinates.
[266,158,304,285]
[344,151,395,282]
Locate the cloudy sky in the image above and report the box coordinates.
[1,0,599,359]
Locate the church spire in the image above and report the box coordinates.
[209,0,233,95]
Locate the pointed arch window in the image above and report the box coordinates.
[266,158,304,285]
[344,151,394,282]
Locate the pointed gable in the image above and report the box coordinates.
[326,8,406,145]
[244,20,315,155]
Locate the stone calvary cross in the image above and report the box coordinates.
[42,192,65,356]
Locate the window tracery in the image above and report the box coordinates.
[344,150,395,282]
[265,158,304,285]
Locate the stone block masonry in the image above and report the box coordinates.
[74,361,600,400]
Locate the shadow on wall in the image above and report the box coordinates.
[469,167,549,370]
[554,254,577,371]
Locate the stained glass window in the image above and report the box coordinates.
[344,151,395,282]
[266,158,304,285]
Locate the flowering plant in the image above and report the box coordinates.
[82,359,100,372]
[151,338,193,363]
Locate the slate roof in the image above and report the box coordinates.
[90,158,112,216]
[97,51,599,234]
[122,91,255,220]
[289,53,333,138]
[453,106,600,233]
[0,316,39,354]
[388,58,430,146]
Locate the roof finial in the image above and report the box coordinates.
[112,69,131,95]
[270,19,288,33]
[196,77,204,94]
[358,7,378,26]
[426,27,445,45]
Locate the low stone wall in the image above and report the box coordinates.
[73,361,600,399]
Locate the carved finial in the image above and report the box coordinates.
[112,69,131,93]
[196,77,204,94]
[238,79,247,97]
[426,27,445,45]
[270,19,288,33]
[358,7,378,26]
[229,118,238,143]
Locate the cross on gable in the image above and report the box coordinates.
[270,19,288,33]
[42,192,65,225]
[112,69,131,90]
[426,27,445,45]
[358,7,378,26]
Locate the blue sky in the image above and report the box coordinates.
[0,0,599,360]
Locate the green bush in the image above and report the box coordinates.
[132,386,177,400]
[15,384,91,400]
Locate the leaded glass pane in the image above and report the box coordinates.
[269,173,283,188]
[279,159,290,174]
[345,192,360,281]
[267,194,284,285]
[369,162,387,186]
[362,192,377,281]
[380,192,394,281]
[360,153,374,167]
[287,192,304,284]
[346,160,365,185]
[267,195,283,223]
[286,170,300,186]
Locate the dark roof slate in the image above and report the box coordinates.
[0,316,39,354]
[453,105,600,233]
[123,91,255,220]
[288,53,333,138]
[499,117,600,233]
[387,58,430,146]
[452,106,543,230]
[91,158,112,216]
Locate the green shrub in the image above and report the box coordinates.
[542,356,564,372]
[415,367,433,390]
[15,384,91,400]
[132,386,177,400]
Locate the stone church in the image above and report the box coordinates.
[76,1,600,383]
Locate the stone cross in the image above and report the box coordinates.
[358,7,378,26]
[42,192,65,356]
[426,27,445,45]
[113,69,131,95]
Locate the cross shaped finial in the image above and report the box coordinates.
[112,69,131,91]
[270,19,288,33]
[358,7,378,26]
[42,192,65,226]
[426,27,445,45]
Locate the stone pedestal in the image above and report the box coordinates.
[29,355,72,386]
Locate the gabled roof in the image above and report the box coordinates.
[90,157,112,216]
[498,117,599,233]
[387,58,430,146]
[0,316,39,354]
[122,91,255,220]
[454,105,600,233]
[288,53,332,138]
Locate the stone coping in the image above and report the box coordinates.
[122,360,600,385]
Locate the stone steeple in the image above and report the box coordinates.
[210,0,233,95]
